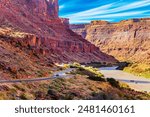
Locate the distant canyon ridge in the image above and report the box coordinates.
[70,18,150,64]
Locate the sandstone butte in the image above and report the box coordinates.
[0,0,117,79]
[70,18,150,64]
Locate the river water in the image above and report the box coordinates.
[99,66,150,92]
[99,66,118,70]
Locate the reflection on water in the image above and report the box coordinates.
[99,66,118,70]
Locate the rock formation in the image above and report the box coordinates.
[70,18,150,63]
[70,24,88,39]
[0,0,117,79]
[0,0,117,63]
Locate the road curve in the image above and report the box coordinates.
[99,67,150,92]
[0,77,54,83]
[0,68,75,84]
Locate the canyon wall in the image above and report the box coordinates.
[70,18,150,63]
[70,24,88,38]
[0,0,118,80]
[0,0,117,64]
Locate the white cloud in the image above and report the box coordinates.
[59,5,65,10]
[60,0,150,23]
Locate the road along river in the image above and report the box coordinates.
[1,66,150,93]
[0,68,75,84]
[99,66,150,92]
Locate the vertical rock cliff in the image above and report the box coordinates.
[0,0,117,71]
[25,0,59,18]
[70,18,150,63]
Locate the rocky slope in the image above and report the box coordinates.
[0,0,116,63]
[70,18,150,63]
[1,68,150,100]
[0,0,117,79]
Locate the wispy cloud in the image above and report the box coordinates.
[59,0,150,23]
[59,5,64,10]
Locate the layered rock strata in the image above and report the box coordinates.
[70,18,150,63]
[0,0,116,63]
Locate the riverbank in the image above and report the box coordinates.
[100,66,150,92]
[123,63,150,78]
[47,75,150,100]
[1,73,150,100]
[1,63,150,100]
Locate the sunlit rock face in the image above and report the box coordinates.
[70,18,150,63]
[47,0,59,18]
[0,0,117,64]
[25,0,59,18]
[0,0,59,18]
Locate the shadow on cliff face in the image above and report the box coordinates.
[0,0,117,64]
[116,62,130,70]
[0,26,118,80]
[70,18,150,64]
[0,0,119,80]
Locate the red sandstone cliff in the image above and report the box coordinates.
[0,0,117,79]
[0,0,117,63]
[70,18,150,63]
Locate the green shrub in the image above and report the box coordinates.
[62,93,75,100]
[89,76,106,82]
[107,78,120,88]
[69,62,81,68]
[71,64,105,81]
[20,93,34,100]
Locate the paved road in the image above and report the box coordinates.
[1,66,150,93]
[0,68,75,84]
[99,67,150,92]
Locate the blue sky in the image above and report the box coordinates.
[59,0,150,24]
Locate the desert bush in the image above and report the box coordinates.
[63,64,69,69]
[119,82,130,89]
[0,93,7,100]
[36,70,48,77]
[71,64,105,81]
[35,91,46,99]
[69,62,81,68]
[107,78,120,88]
[62,93,75,100]
[89,76,106,82]
[20,93,34,100]
[47,88,57,96]
[82,67,103,77]
[13,84,26,91]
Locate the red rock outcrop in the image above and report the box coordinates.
[0,0,117,64]
[0,0,118,79]
[70,18,150,63]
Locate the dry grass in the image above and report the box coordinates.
[0,74,150,100]
[70,63,104,81]
[0,27,55,80]
[124,63,150,78]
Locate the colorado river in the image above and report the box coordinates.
[99,66,150,92]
